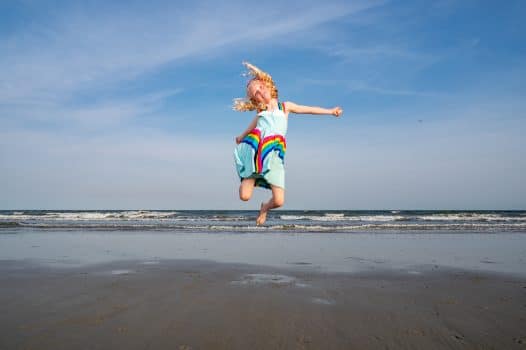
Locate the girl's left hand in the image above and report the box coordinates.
[332,107,343,117]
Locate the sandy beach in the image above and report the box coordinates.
[1,258,525,349]
[1,217,526,349]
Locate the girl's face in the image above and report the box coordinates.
[247,80,271,104]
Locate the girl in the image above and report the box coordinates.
[233,62,342,225]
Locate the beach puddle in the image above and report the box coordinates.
[287,261,312,265]
[311,297,335,305]
[231,273,309,288]
[295,282,310,288]
[109,269,134,275]
[481,259,497,264]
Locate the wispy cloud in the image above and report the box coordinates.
[346,81,440,97]
[0,0,386,136]
[298,78,441,97]
[0,0,382,105]
[0,88,183,128]
[327,44,436,63]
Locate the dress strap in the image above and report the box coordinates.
[277,102,286,113]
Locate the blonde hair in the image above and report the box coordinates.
[233,61,278,112]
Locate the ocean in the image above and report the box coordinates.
[1,209,525,233]
[1,209,526,276]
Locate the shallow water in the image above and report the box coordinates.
[1,229,525,277]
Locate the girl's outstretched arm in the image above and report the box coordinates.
[235,114,259,144]
[285,101,342,117]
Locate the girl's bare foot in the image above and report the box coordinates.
[256,202,268,226]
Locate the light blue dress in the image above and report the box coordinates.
[234,102,288,189]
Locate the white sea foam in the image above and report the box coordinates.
[418,213,526,221]
[280,214,347,221]
[0,214,34,220]
[280,214,404,222]
[358,215,405,222]
[2,211,526,232]
[44,212,116,220]
[118,210,179,219]
[0,211,255,223]
[3,221,526,232]
[273,223,526,231]
[325,213,345,217]
[277,213,526,224]
[0,210,180,221]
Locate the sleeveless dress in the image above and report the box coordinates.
[234,102,288,189]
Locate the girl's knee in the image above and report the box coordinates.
[239,192,251,201]
[239,179,255,201]
[273,196,285,208]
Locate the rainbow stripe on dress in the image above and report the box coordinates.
[241,128,286,174]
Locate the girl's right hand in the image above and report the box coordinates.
[235,135,243,144]
[332,107,343,117]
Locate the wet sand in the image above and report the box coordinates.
[1,259,525,349]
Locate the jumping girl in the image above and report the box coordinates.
[233,62,342,225]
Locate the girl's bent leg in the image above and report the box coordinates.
[256,185,285,225]
[239,178,256,201]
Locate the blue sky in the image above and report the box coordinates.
[1,0,525,210]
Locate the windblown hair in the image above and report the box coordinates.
[233,62,278,112]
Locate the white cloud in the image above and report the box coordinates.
[0,0,381,106]
[345,81,440,97]
[327,44,435,63]
[0,88,183,129]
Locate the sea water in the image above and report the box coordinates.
[1,210,525,276]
